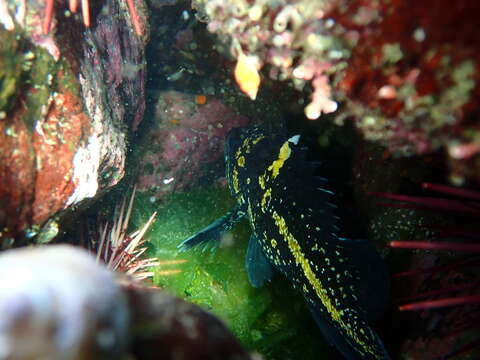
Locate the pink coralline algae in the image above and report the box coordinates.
[192,0,341,120]
[192,0,480,184]
[137,91,249,199]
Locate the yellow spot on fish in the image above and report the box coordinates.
[236,146,244,159]
[271,239,277,248]
[252,135,265,145]
[258,174,267,190]
[261,188,272,212]
[234,53,261,100]
[232,168,239,193]
[268,141,291,178]
[237,155,245,167]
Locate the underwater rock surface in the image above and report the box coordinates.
[192,0,480,184]
[137,90,249,200]
[126,283,257,360]
[0,0,148,244]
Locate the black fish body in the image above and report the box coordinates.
[180,125,390,360]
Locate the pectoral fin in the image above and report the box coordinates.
[245,234,274,287]
[178,205,246,252]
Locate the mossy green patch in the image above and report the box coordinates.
[0,29,22,114]
[131,185,328,359]
[22,49,56,131]
[132,186,271,340]
[0,25,80,131]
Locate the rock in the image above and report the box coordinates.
[0,0,148,244]
[124,282,256,360]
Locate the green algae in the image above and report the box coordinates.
[0,28,22,115]
[131,186,271,339]
[22,50,56,131]
[0,27,54,131]
[131,185,327,359]
[0,25,80,131]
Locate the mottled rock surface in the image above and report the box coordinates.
[125,283,257,360]
[0,0,148,244]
